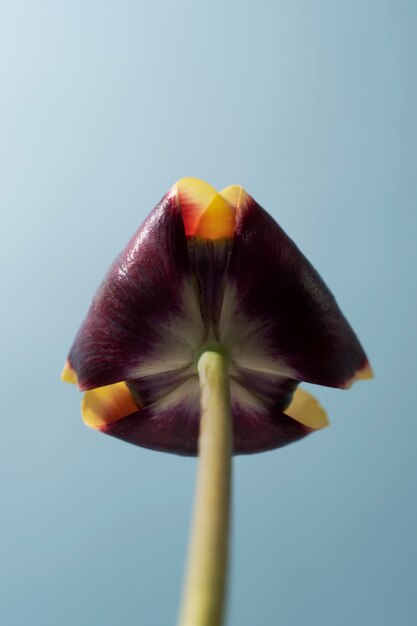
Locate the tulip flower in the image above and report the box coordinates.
[62,178,371,453]
[62,178,372,626]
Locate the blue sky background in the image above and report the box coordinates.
[1,1,416,625]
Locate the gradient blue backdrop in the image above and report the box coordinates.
[1,1,416,625]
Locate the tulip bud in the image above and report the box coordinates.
[62,178,372,455]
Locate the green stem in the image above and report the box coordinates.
[177,350,232,626]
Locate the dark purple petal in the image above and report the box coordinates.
[102,377,201,456]
[68,192,204,391]
[127,365,194,405]
[222,197,370,389]
[231,383,311,454]
[229,364,298,408]
[64,179,371,456]
[101,376,310,456]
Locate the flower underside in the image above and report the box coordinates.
[62,178,371,455]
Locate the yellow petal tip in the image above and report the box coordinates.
[61,361,78,385]
[175,177,236,239]
[81,381,139,430]
[285,388,329,430]
[355,364,374,381]
[195,194,235,239]
[344,363,374,388]
[219,185,250,210]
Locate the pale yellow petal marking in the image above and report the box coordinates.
[82,381,139,429]
[285,388,329,430]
